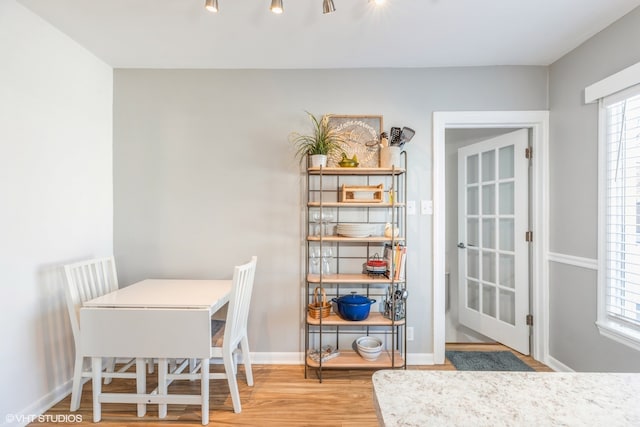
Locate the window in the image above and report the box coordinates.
[598,84,640,350]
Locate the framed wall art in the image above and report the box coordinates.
[326,115,383,168]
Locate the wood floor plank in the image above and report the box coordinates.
[31,344,551,426]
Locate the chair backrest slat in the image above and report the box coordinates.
[64,256,118,347]
[223,256,257,350]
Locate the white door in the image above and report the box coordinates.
[457,129,530,354]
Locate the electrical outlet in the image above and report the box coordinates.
[407,327,414,341]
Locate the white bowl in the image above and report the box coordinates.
[355,336,383,361]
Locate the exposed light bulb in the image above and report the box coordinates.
[372,0,385,5]
[270,0,284,14]
[205,0,219,12]
[323,0,336,14]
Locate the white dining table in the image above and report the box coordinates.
[81,279,232,425]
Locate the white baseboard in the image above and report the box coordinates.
[407,353,435,365]
[249,352,435,366]
[545,355,575,372]
[131,352,436,366]
[249,352,305,364]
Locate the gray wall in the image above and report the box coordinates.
[113,67,548,356]
[548,6,640,371]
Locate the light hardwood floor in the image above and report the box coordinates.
[32,344,551,427]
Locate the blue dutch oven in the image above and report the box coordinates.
[332,292,376,321]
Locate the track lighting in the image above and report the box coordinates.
[323,0,336,14]
[204,0,218,12]
[204,0,385,15]
[270,0,283,14]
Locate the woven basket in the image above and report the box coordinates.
[308,287,331,319]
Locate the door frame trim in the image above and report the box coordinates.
[432,111,549,364]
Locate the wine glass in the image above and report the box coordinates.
[309,247,320,274]
[321,247,333,276]
[322,211,334,235]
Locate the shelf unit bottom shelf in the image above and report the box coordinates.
[306,349,404,369]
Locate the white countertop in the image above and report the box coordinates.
[372,370,640,427]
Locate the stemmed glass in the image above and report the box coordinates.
[311,212,321,236]
[322,212,334,235]
[321,247,333,276]
[309,247,320,274]
[311,210,335,236]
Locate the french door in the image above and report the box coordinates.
[457,129,530,354]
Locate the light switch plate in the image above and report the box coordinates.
[421,200,433,215]
[406,200,416,215]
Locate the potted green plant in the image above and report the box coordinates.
[291,111,344,168]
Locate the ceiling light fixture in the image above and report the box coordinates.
[270,0,284,14]
[204,0,219,12]
[323,0,336,14]
[204,0,381,15]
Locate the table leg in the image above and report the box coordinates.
[158,358,168,418]
[201,358,209,425]
[91,357,102,422]
[136,358,147,417]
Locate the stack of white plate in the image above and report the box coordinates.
[337,223,374,238]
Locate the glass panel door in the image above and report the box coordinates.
[457,129,530,354]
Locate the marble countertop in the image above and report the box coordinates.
[372,370,640,427]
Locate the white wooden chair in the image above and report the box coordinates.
[210,255,257,412]
[163,256,257,417]
[64,256,140,411]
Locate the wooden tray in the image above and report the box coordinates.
[340,184,383,203]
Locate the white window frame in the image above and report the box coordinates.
[594,68,640,352]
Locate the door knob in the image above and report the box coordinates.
[457,242,466,249]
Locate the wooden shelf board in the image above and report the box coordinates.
[308,167,405,176]
[307,273,397,284]
[307,236,405,243]
[307,312,405,326]
[306,349,404,368]
[308,202,405,208]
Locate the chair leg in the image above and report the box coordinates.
[69,354,85,411]
[223,348,242,413]
[104,357,115,384]
[240,336,254,386]
[232,350,238,375]
[92,357,102,422]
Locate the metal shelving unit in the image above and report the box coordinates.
[304,155,408,381]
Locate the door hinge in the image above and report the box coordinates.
[525,231,533,242]
[526,314,533,326]
[525,147,533,159]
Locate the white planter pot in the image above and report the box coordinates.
[309,154,328,168]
